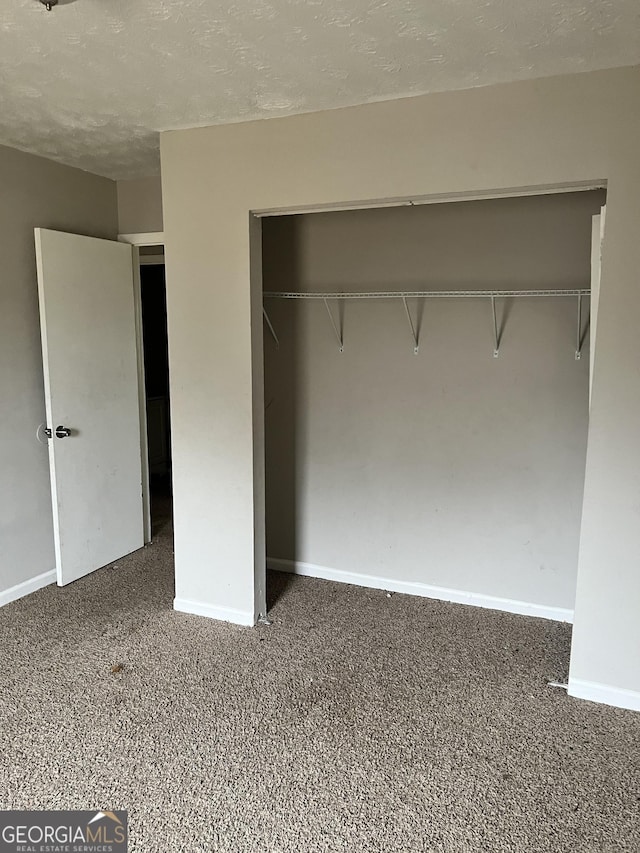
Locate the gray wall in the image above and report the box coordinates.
[117,177,164,234]
[0,144,118,596]
[262,193,603,612]
[160,65,640,706]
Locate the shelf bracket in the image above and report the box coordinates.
[323,298,344,352]
[402,296,420,354]
[262,307,279,349]
[491,295,500,358]
[575,294,582,360]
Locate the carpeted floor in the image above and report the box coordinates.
[1,504,639,852]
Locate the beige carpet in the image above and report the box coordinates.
[1,512,639,852]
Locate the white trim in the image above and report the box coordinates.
[124,234,165,544]
[173,597,255,626]
[267,557,574,623]
[0,570,56,607]
[253,181,606,218]
[139,253,165,265]
[131,246,152,545]
[568,678,640,713]
[118,232,165,247]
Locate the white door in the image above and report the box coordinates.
[35,229,144,586]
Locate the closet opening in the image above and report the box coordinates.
[260,189,606,619]
[139,246,172,535]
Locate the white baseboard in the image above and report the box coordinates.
[0,569,56,608]
[267,557,574,623]
[173,597,255,626]
[568,678,640,713]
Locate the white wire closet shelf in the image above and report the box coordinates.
[262,287,591,359]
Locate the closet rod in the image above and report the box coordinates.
[262,289,591,357]
[264,288,590,300]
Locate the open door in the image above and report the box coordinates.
[35,229,144,586]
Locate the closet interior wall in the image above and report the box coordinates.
[262,190,605,614]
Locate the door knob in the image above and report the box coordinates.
[55,425,72,438]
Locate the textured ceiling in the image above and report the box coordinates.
[1,0,639,180]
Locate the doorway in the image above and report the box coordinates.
[260,189,605,618]
[139,247,172,535]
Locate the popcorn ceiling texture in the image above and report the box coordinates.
[0,0,639,179]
